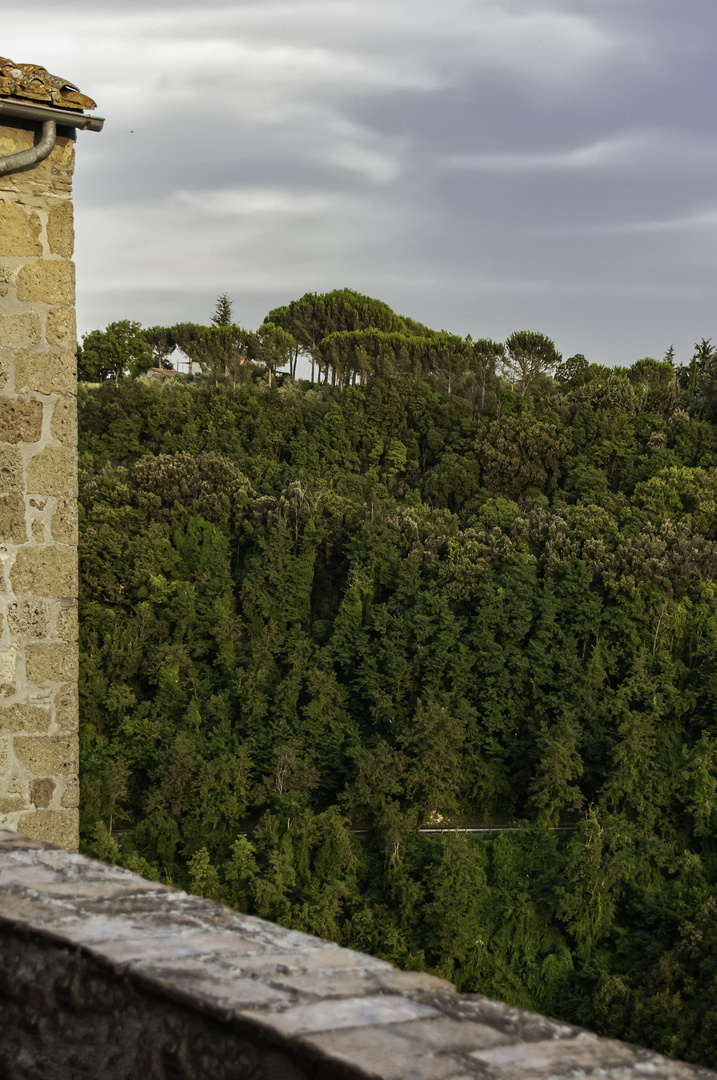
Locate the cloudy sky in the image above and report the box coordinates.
[5,1,717,367]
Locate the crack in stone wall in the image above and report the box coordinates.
[0,117,79,850]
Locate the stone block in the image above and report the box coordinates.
[46,202,74,258]
[60,774,78,809]
[0,350,9,390]
[16,260,75,306]
[30,777,56,808]
[26,643,78,685]
[32,519,44,541]
[471,1036,636,1071]
[45,306,77,350]
[0,445,22,493]
[17,808,78,850]
[26,445,77,498]
[54,684,78,732]
[0,493,26,543]
[236,949,391,977]
[51,496,78,544]
[7,599,51,638]
[0,738,7,772]
[389,1016,510,1053]
[0,644,18,688]
[136,960,289,1011]
[0,126,32,155]
[256,994,437,1037]
[0,795,25,813]
[0,201,42,256]
[50,398,78,447]
[304,1024,463,1079]
[13,348,76,395]
[56,604,78,643]
[0,397,44,444]
[10,547,77,597]
[0,311,42,351]
[0,704,51,733]
[0,258,13,284]
[14,735,78,775]
[49,136,75,174]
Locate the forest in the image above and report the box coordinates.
[77,289,717,1068]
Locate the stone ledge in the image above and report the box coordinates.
[0,830,713,1080]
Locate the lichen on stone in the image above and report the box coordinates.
[0,57,96,111]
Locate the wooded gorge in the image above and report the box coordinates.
[78,291,717,1068]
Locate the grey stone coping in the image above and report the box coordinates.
[0,830,713,1080]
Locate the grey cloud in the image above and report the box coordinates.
[5,0,717,369]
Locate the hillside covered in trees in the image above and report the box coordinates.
[78,290,717,1068]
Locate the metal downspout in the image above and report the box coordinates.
[0,119,57,176]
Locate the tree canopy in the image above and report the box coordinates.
[75,291,717,1071]
[77,320,154,381]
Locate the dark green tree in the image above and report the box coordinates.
[211,293,234,327]
[504,331,562,397]
[77,320,153,381]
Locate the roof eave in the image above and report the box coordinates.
[0,97,104,132]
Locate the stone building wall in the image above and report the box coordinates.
[0,117,79,850]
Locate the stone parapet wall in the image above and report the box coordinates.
[0,118,79,850]
[0,831,712,1080]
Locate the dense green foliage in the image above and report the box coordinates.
[78,299,717,1068]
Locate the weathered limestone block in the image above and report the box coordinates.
[56,602,78,643]
[50,494,78,543]
[0,201,43,256]
[10,547,77,597]
[46,201,74,257]
[13,735,78,776]
[0,794,24,813]
[0,643,18,690]
[0,444,23,492]
[0,397,43,442]
[59,773,78,808]
[16,259,75,305]
[26,444,77,497]
[49,395,78,443]
[29,776,55,807]
[54,683,78,731]
[13,346,76,394]
[0,704,51,733]
[0,311,43,350]
[6,599,52,638]
[46,305,77,350]
[0,494,26,542]
[25,642,78,685]
[16,808,78,847]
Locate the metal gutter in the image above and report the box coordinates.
[0,97,104,132]
[0,98,104,177]
[0,119,57,176]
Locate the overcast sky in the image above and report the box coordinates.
[5,1,717,367]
